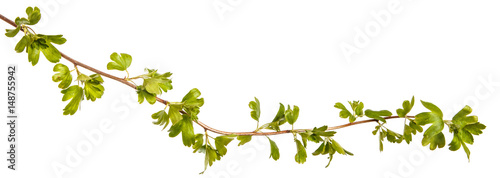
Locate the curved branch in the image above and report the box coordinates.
[0,14,413,136]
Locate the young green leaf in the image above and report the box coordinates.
[151,110,169,130]
[168,103,183,125]
[136,85,156,104]
[259,103,287,132]
[294,139,307,164]
[182,88,204,108]
[259,122,281,132]
[41,42,61,63]
[268,137,280,161]
[403,119,422,144]
[107,52,132,71]
[397,96,415,117]
[334,102,355,122]
[386,129,404,144]
[26,6,41,25]
[215,136,234,156]
[379,130,385,152]
[168,115,195,147]
[447,105,486,160]
[285,105,300,125]
[330,139,346,155]
[38,34,67,45]
[15,35,29,53]
[5,26,20,37]
[272,103,286,124]
[365,109,392,123]
[236,135,252,146]
[203,145,221,174]
[248,97,260,122]
[299,132,311,148]
[142,69,173,95]
[61,85,84,115]
[82,74,105,101]
[14,17,30,26]
[354,102,364,116]
[52,63,72,89]
[415,100,445,149]
[423,132,445,150]
[27,42,41,66]
[192,134,204,153]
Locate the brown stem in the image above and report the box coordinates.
[0,14,414,136]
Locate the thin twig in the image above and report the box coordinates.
[0,14,413,136]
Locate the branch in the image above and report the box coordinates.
[0,13,411,136]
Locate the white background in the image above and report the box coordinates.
[1,0,499,177]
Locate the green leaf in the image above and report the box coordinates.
[151,110,169,130]
[386,129,404,144]
[236,135,252,146]
[15,17,29,26]
[415,100,445,149]
[446,105,485,160]
[379,131,384,152]
[215,136,234,156]
[249,97,261,122]
[330,139,346,155]
[449,132,461,151]
[285,105,300,125]
[294,139,307,164]
[168,103,183,125]
[182,88,204,108]
[52,63,72,89]
[5,26,21,37]
[272,103,286,124]
[311,126,336,138]
[27,42,41,66]
[136,85,156,104]
[107,52,132,71]
[26,7,41,25]
[365,110,392,123]
[452,106,477,129]
[354,102,364,116]
[463,122,486,135]
[462,141,471,160]
[76,74,92,81]
[15,35,29,53]
[299,132,311,148]
[334,102,349,117]
[61,85,84,115]
[41,42,61,63]
[312,142,326,156]
[259,122,281,132]
[334,102,354,121]
[168,115,195,147]
[82,74,105,101]
[403,120,422,144]
[423,132,445,150]
[142,69,173,95]
[38,34,67,45]
[200,144,222,174]
[268,137,280,161]
[259,103,287,132]
[192,134,204,153]
[397,96,415,117]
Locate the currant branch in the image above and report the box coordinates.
[1,7,486,174]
